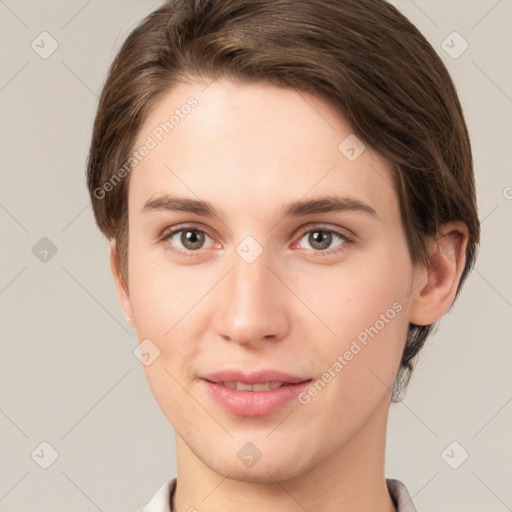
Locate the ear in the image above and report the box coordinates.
[409,221,469,326]
[109,240,135,328]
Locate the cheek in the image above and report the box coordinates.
[127,236,194,333]
[128,255,208,420]
[297,244,412,387]
[298,272,409,429]
[296,250,410,339]
[127,243,215,375]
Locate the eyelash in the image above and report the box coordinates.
[159,224,354,258]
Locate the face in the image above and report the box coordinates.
[118,78,418,482]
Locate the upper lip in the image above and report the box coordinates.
[202,369,311,385]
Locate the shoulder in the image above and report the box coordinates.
[137,478,176,512]
[386,478,418,512]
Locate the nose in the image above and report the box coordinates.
[213,249,291,347]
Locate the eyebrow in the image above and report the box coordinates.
[141,194,378,219]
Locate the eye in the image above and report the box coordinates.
[161,226,215,255]
[160,224,353,258]
[295,226,351,255]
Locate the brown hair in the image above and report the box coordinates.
[86,0,480,401]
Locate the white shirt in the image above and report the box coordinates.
[138,477,418,511]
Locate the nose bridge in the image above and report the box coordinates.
[214,242,289,344]
[232,250,271,304]
[229,232,275,303]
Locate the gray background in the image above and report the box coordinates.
[1,0,511,510]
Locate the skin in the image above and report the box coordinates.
[110,78,468,512]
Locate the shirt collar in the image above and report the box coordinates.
[141,477,417,512]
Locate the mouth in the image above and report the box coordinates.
[204,379,312,391]
[201,369,311,386]
[200,374,314,416]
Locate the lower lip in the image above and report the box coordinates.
[201,379,312,417]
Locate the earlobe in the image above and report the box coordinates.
[409,222,468,326]
[109,240,135,328]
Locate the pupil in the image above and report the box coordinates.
[310,231,331,250]
[183,230,203,249]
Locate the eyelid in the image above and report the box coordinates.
[293,223,355,243]
[159,222,215,241]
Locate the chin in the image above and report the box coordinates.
[211,457,308,484]
[202,435,318,482]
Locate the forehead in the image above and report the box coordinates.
[130,79,397,220]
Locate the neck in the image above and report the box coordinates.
[173,395,397,512]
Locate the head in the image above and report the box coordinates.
[87,0,479,481]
